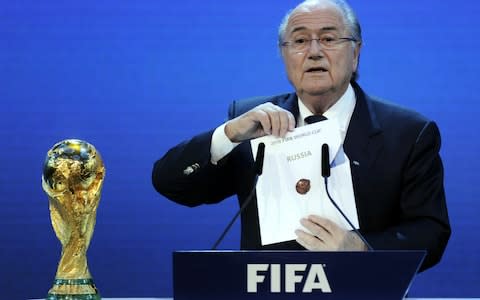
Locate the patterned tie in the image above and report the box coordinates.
[304,115,327,124]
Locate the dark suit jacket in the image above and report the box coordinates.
[152,82,451,271]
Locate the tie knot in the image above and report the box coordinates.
[304,115,327,124]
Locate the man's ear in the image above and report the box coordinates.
[279,45,287,61]
[353,42,362,71]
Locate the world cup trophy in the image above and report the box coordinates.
[42,139,105,300]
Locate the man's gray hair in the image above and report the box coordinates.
[278,0,362,44]
[278,0,362,81]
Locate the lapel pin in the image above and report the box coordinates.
[183,163,200,175]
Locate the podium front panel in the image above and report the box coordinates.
[173,250,425,300]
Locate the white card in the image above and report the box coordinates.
[250,120,359,245]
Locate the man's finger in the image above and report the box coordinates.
[295,229,324,250]
[300,217,330,238]
[253,109,272,135]
[267,109,281,137]
[308,215,335,235]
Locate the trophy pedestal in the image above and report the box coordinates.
[45,277,101,299]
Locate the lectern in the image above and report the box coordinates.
[173,250,425,300]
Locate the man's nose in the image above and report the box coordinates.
[308,39,324,59]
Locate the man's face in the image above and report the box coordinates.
[281,5,360,100]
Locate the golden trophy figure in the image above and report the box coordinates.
[42,139,105,300]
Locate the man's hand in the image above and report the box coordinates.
[295,215,367,251]
[224,102,296,142]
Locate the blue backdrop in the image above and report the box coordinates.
[1,0,479,299]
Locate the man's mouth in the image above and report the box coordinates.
[305,67,328,73]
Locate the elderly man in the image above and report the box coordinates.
[152,0,450,271]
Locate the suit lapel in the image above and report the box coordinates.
[344,82,383,166]
[344,82,383,227]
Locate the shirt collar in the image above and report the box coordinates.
[297,84,356,134]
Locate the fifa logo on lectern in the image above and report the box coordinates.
[247,264,332,293]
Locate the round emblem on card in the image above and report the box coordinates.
[295,179,311,195]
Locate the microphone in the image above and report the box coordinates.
[321,143,373,251]
[321,144,330,178]
[211,142,265,250]
[254,142,265,176]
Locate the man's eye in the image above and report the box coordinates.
[294,38,307,45]
[322,37,336,43]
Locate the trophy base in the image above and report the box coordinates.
[46,294,100,300]
[46,278,101,300]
